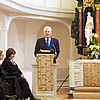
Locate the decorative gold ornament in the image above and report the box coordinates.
[78,44,82,46]
[77,7,82,12]
[95,4,100,10]
[83,0,95,11]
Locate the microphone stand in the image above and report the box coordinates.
[56,74,69,92]
[53,44,57,58]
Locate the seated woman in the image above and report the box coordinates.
[0,50,17,100]
[2,48,41,100]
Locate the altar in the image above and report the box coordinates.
[69,0,100,99]
[69,60,100,88]
[70,0,100,89]
[69,60,100,99]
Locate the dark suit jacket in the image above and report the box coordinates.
[0,64,6,77]
[34,37,60,63]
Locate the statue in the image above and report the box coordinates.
[85,12,94,45]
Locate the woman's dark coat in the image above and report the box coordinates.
[2,57,30,98]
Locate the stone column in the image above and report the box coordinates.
[95,5,100,43]
[0,14,14,53]
[0,14,8,53]
[0,26,7,53]
[77,7,83,46]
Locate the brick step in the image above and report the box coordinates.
[75,87,100,92]
[73,92,100,99]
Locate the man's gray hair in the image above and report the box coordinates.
[44,26,52,32]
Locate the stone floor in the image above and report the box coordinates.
[25,90,100,100]
[56,90,100,100]
[57,90,69,100]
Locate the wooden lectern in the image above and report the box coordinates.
[32,54,59,100]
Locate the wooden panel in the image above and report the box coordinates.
[37,54,54,91]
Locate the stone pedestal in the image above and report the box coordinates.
[68,60,100,99]
[32,63,59,100]
[69,60,100,88]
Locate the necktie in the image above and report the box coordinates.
[47,39,49,49]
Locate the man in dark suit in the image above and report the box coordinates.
[34,26,60,63]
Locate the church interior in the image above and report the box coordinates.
[0,0,100,100]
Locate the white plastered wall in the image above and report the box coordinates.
[0,0,80,88]
[0,13,7,53]
[0,14,80,82]
[7,18,72,80]
[7,18,47,70]
[36,21,70,79]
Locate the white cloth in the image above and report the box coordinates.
[0,60,2,64]
[10,60,16,65]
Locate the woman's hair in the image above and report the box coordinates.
[0,50,3,55]
[6,48,16,58]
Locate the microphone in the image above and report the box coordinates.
[53,44,57,58]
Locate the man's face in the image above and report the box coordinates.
[44,28,52,38]
[0,53,4,60]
